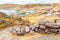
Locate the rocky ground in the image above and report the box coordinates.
[0,26,60,40]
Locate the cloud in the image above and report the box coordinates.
[0,0,60,4]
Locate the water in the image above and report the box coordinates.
[0,9,36,16]
[0,9,17,15]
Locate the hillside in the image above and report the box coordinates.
[0,3,60,40]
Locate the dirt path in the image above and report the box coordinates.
[0,27,12,40]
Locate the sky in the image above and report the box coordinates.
[0,0,60,5]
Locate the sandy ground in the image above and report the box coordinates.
[0,26,60,40]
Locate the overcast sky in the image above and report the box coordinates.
[0,0,60,4]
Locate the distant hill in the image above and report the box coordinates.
[0,3,60,9]
[0,4,22,9]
